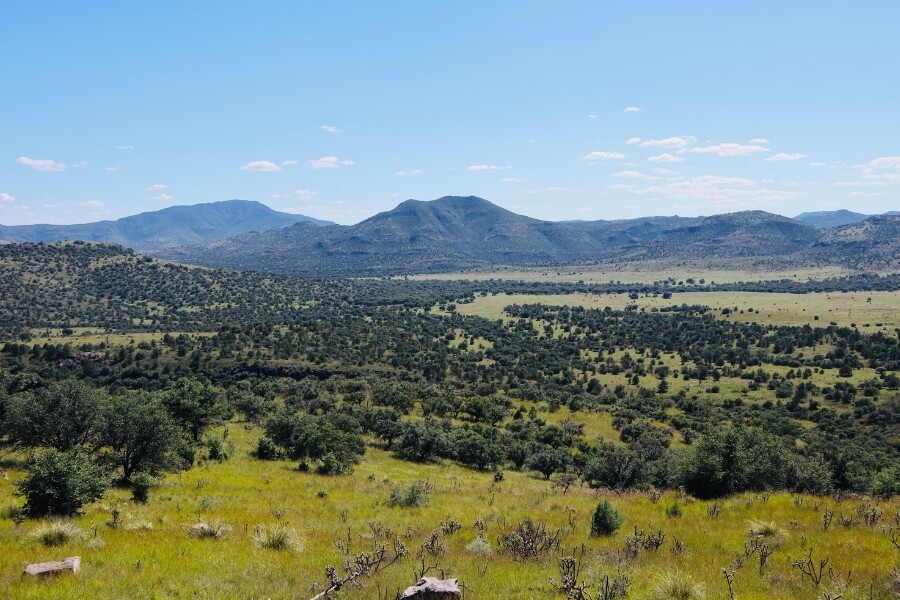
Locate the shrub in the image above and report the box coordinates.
[131,473,154,503]
[16,448,110,516]
[386,480,431,508]
[465,536,493,556]
[207,437,229,461]
[316,452,350,475]
[31,520,85,546]
[871,466,900,498]
[499,518,562,559]
[253,523,300,551]
[591,500,624,536]
[666,502,682,518]
[255,436,279,460]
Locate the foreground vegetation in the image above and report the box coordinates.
[0,242,897,598]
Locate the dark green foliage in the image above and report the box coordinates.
[526,446,571,479]
[207,437,229,461]
[265,411,365,473]
[666,502,682,517]
[99,392,182,480]
[5,379,104,450]
[131,472,154,503]
[386,480,431,508]
[394,418,454,463]
[591,500,624,536]
[871,465,900,498]
[16,449,110,516]
[255,436,279,460]
[163,379,228,442]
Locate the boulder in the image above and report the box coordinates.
[400,577,461,599]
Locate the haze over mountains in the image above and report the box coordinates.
[0,200,332,252]
[2,197,897,276]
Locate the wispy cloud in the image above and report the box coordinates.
[241,160,281,172]
[648,153,685,163]
[691,142,769,157]
[766,153,806,161]
[282,160,299,166]
[640,137,694,150]
[115,145,134,151]
[0,192,14,203]
[294,189,315,200]
[310,156,355,169]
[467,164,510,171]
[501,177,525,183]
[581,151,625,161]
[318,125,340,133]
[626,137,641,145]
[80,200,105,207]
[749,138,770,145]
[151,194,175,201]
[104,165,121,172]
[635,175,801,206]
[395,169,422,176]
[149,183,168,191]
[624,106,641,113]
[613,170,659,180]
[868,156,900,170]
[17,156,68,172]
[588,114,598,120]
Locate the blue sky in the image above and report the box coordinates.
[2,1,899,225]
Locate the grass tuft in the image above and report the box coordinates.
[253,523,300,551]
[31,520,85,547]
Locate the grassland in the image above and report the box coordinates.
[451,291,900,330]
[1,423,898,600]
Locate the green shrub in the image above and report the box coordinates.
[591,500,624,536]
[207,437,229,461]
[871,466,900,498]
[386,480,431,508]
[255,436,279,460]
[666,501,682,518]
[131,473,154,503]
[16,448,110,516]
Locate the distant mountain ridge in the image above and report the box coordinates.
[0,199,332,251]
[155,196,899,276]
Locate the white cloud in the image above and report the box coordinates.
[849,191,886,197]
[152,194,175,201]
[0,192,14,203]
[16,156,68,172]
[613,170,659,180]
[318,125,340,133]
[648,153,685,163]
[749,138,770,144]
[80,200,104,207]
[309,156,354,169]
[635,175,801,206]
[626,137,641,145]
[624,106,641,113]
[651,168,681,176]
[833,181,886,187]
[766,153,807,161]
[115,145,134,151]
[467,164,510,171]
[241,160,282,172]
[294,189,316,200]
[282,160,299,166]
[868,156,900,170]
[607,183,634,190]
[501,177,524,183]
[809,161,828,168]
[588,114,598,120]
[395,169,422,176]
[640,137,694,150]
[581,151,625,161]
[149,183,168,191]
[104,165,121,172]
[691,142,769,157]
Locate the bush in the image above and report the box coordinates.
[871,466,900,498]
[253,523,300,551]
[465,536,493,556]
[591,500,624,536]
[31,520,85,546]
[207,437,229,461]
[16,449,110,516]
[666,502,682,518]
[386,480,431,508]
[131,472,154,503]
[499,518,561,559]
[255,436,279,460]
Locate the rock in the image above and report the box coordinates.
[400,576,461,599]
[24,556,81,577]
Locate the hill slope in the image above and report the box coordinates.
[794,209,871,228]
[0,199,332,251]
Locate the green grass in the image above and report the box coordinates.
[1,424,897,599]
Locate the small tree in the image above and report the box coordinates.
[16,448,110,516]
[99,392,182,481]
[163,378,228,442]
[591,500,624,536]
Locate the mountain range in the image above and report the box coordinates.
[155,196,900,276]
[0,200,332,251]
[2,197,897,276]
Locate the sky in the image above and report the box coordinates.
[1,1,899,226]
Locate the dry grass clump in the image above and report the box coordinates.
[188,521,232,540]
[253,523,301,551]
[747,519,786,546]
[31,520,85,547]
[651,571,705,600]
